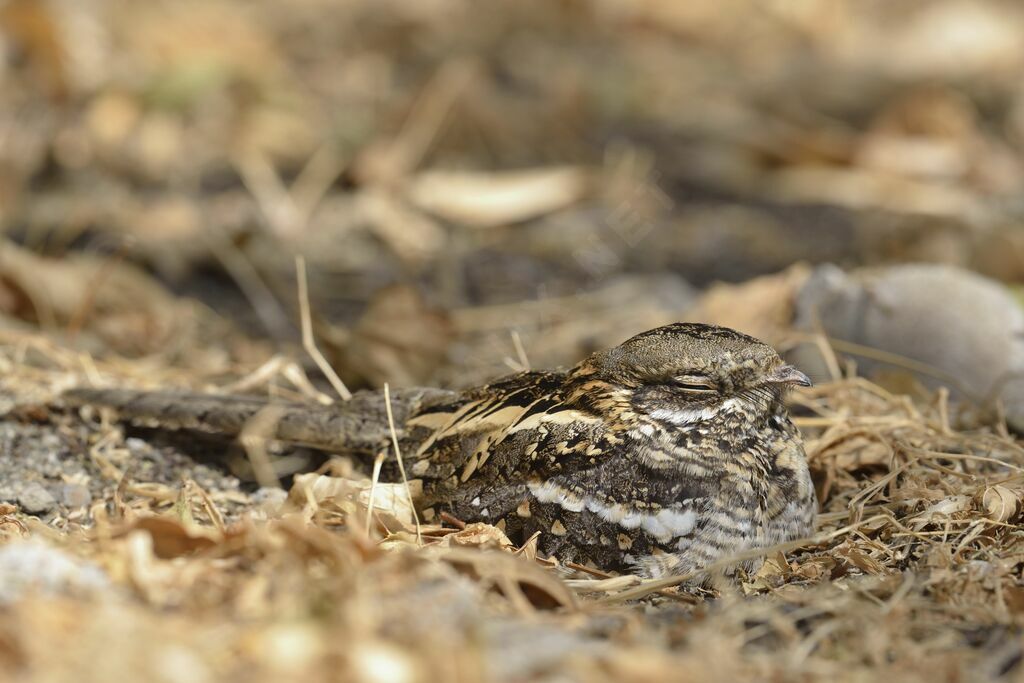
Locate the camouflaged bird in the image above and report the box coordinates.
[65,322,817,577]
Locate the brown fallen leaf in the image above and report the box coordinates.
[436,547,577,613]
[689,263,811,347]
[325,284,453,389]
[835,542,889,575]
[827,435,893,471]
[0,239,198,355]
[977,485,1020,523]
[0,503,29,541]
[434,522,515,552]
[114,515,220,560]
[791,555,838,582]
[0,0,69,100]
[910,495,973,529]
[743,551,791,593]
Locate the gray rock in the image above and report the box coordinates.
[251,486,288,510]
[16,482,57,515]
[0,540,111,604]
[60,483,92,509]
[793,263,1024,428]
[482,619,600,681]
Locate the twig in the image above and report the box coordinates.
[218,355,289,395]
[296,255,352,400]
[565,561,612,579]
[234,152,302,239]
[810,330,842,382]
[187,479,226,533]
[511,329,530,371]
[290,143,347,226]
[364,59,477,182]
[440,511,467,530]
[901,445,1024,473]
[208,228,294,340]
[385,383,421,544]
[824,337,978,401]
[282,363,334,405]
[364,452,386,538]
[238,405,287,490]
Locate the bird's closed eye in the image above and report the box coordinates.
[669,375,718,393]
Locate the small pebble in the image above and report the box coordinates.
[60,483,92,509]
[252,486,288,514]
[16,482,57,515]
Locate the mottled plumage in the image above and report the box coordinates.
[65,322,817,577]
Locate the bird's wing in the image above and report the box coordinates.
[404,370,606,501]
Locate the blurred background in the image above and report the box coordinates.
[4,6,1024,680]
[2,0,1024,398]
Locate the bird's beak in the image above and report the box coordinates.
[766,364,812,387]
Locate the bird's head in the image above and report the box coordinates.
[581,322,810,429]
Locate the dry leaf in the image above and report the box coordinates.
[285,472,419,532]
[828,436,893,471]
[0,0,69,100]
[435,522,514,552]
[438,547,577,612]
[1005,585,1024,615]
[977,485,1020,523]
[835,543,888,575]
[406,166,591,228]
[689,264,811,346]
[327,284,453,389]
[791,556,837,582]
[910,495,972,529]
[116,516,221,559]
[0,239,191,355]
[744,552,791,592]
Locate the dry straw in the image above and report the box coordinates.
[2,335,1022,681]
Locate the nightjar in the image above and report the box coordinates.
[65,322,817,578]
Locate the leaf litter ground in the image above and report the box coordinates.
[0,330,1021,683]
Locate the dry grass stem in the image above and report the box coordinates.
[296,255,352,400]
[385,382,422,544]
